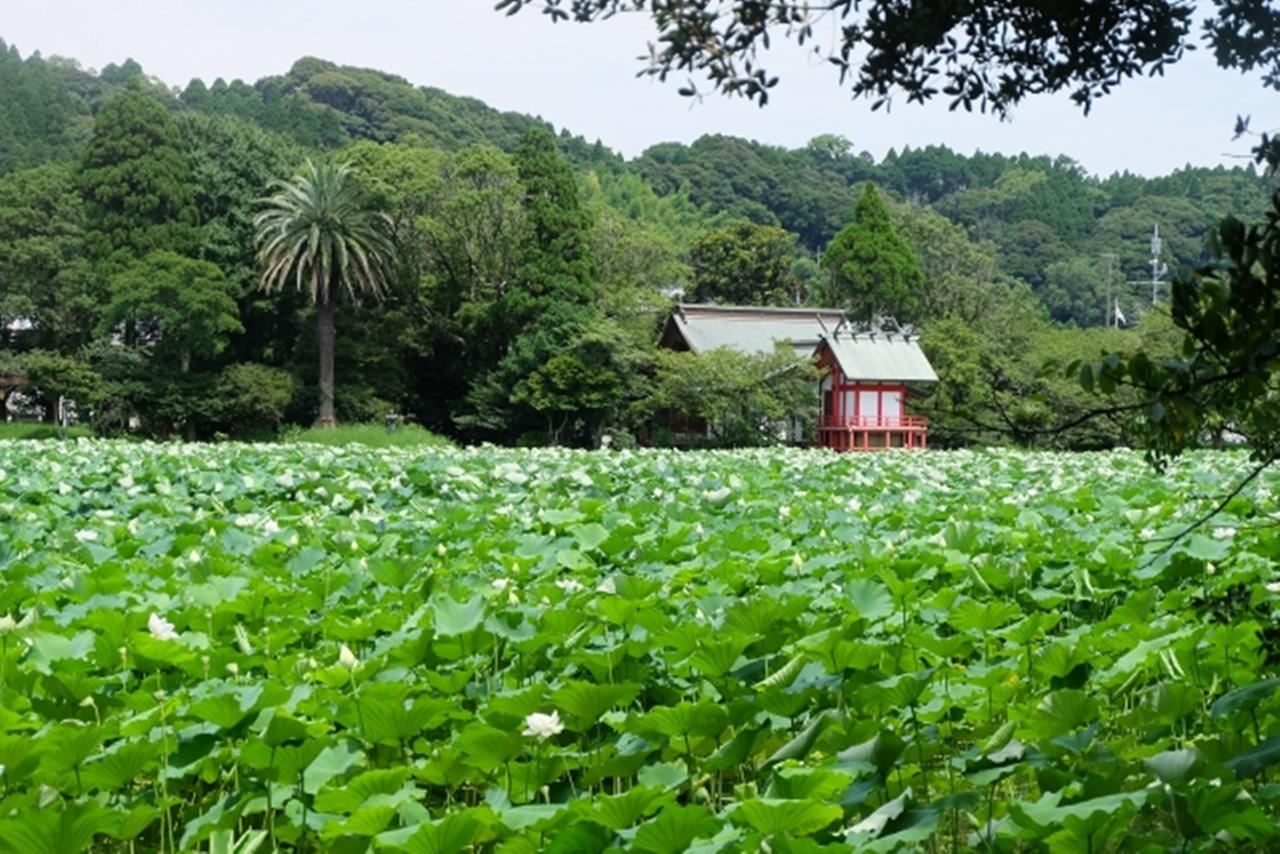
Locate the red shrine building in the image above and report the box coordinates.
[660,304,937,450]
[814,327,937,450]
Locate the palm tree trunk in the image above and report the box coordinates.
[316,296,337,428]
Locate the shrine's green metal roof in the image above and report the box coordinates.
[819,332,938,382]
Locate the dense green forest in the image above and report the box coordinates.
[0,38,1272,447]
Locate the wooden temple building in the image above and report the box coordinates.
[660,304,937,450]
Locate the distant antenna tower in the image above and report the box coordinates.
[1128,225,1168,305]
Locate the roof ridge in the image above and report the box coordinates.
[678,303,845,316]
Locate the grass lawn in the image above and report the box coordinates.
[280,422,453,449]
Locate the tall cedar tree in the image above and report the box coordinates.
[510,127,597,317]
[462,128,604,438]
[821,184,924,324]
[78,86,197,270]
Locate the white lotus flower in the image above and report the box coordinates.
[779,505,791,518]
[522,711,564,740]
[1265,581,1280,594]
[148,613,178,641]
[1213,527,1236,539]
[0,614,16,634]
[338,644,359,670]
[226,662,240,677]
[555,578,584,594]
[597,577,617,595]
[74,529,97,542]
[492,578,511,591]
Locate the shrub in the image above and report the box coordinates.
[217,363,298,434]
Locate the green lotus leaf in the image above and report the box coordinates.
[303,739,366,795]
[1031,690,1099,737]
[551,680,640,724]
[375,811,482,853]
[432,595,486,638]
[314,767,414,813]
[0,801,120,853]
[764,709,842,767]
[734,798,843,837]
[844,580,895,622]
[590,785,674,830]
[632,701,729,740]
[1210,678,1280,719]
[633,805,720,853]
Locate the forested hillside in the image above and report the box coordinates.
[0,38,1272,446]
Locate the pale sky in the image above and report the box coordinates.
[3,1,1271,177]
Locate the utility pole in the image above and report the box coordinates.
[1100,252,1118,328]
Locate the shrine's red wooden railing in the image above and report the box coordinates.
[819,415,928,430]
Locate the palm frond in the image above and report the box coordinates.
[253,158,396,305]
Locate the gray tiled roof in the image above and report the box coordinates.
[664,304,846,358]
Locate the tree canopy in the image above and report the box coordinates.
[689,221,803,306]
[498,1,1267,117]
[102,251,242,373]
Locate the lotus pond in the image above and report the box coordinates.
[0,442,1277,852]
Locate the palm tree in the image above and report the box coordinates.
[254,159,395,427]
